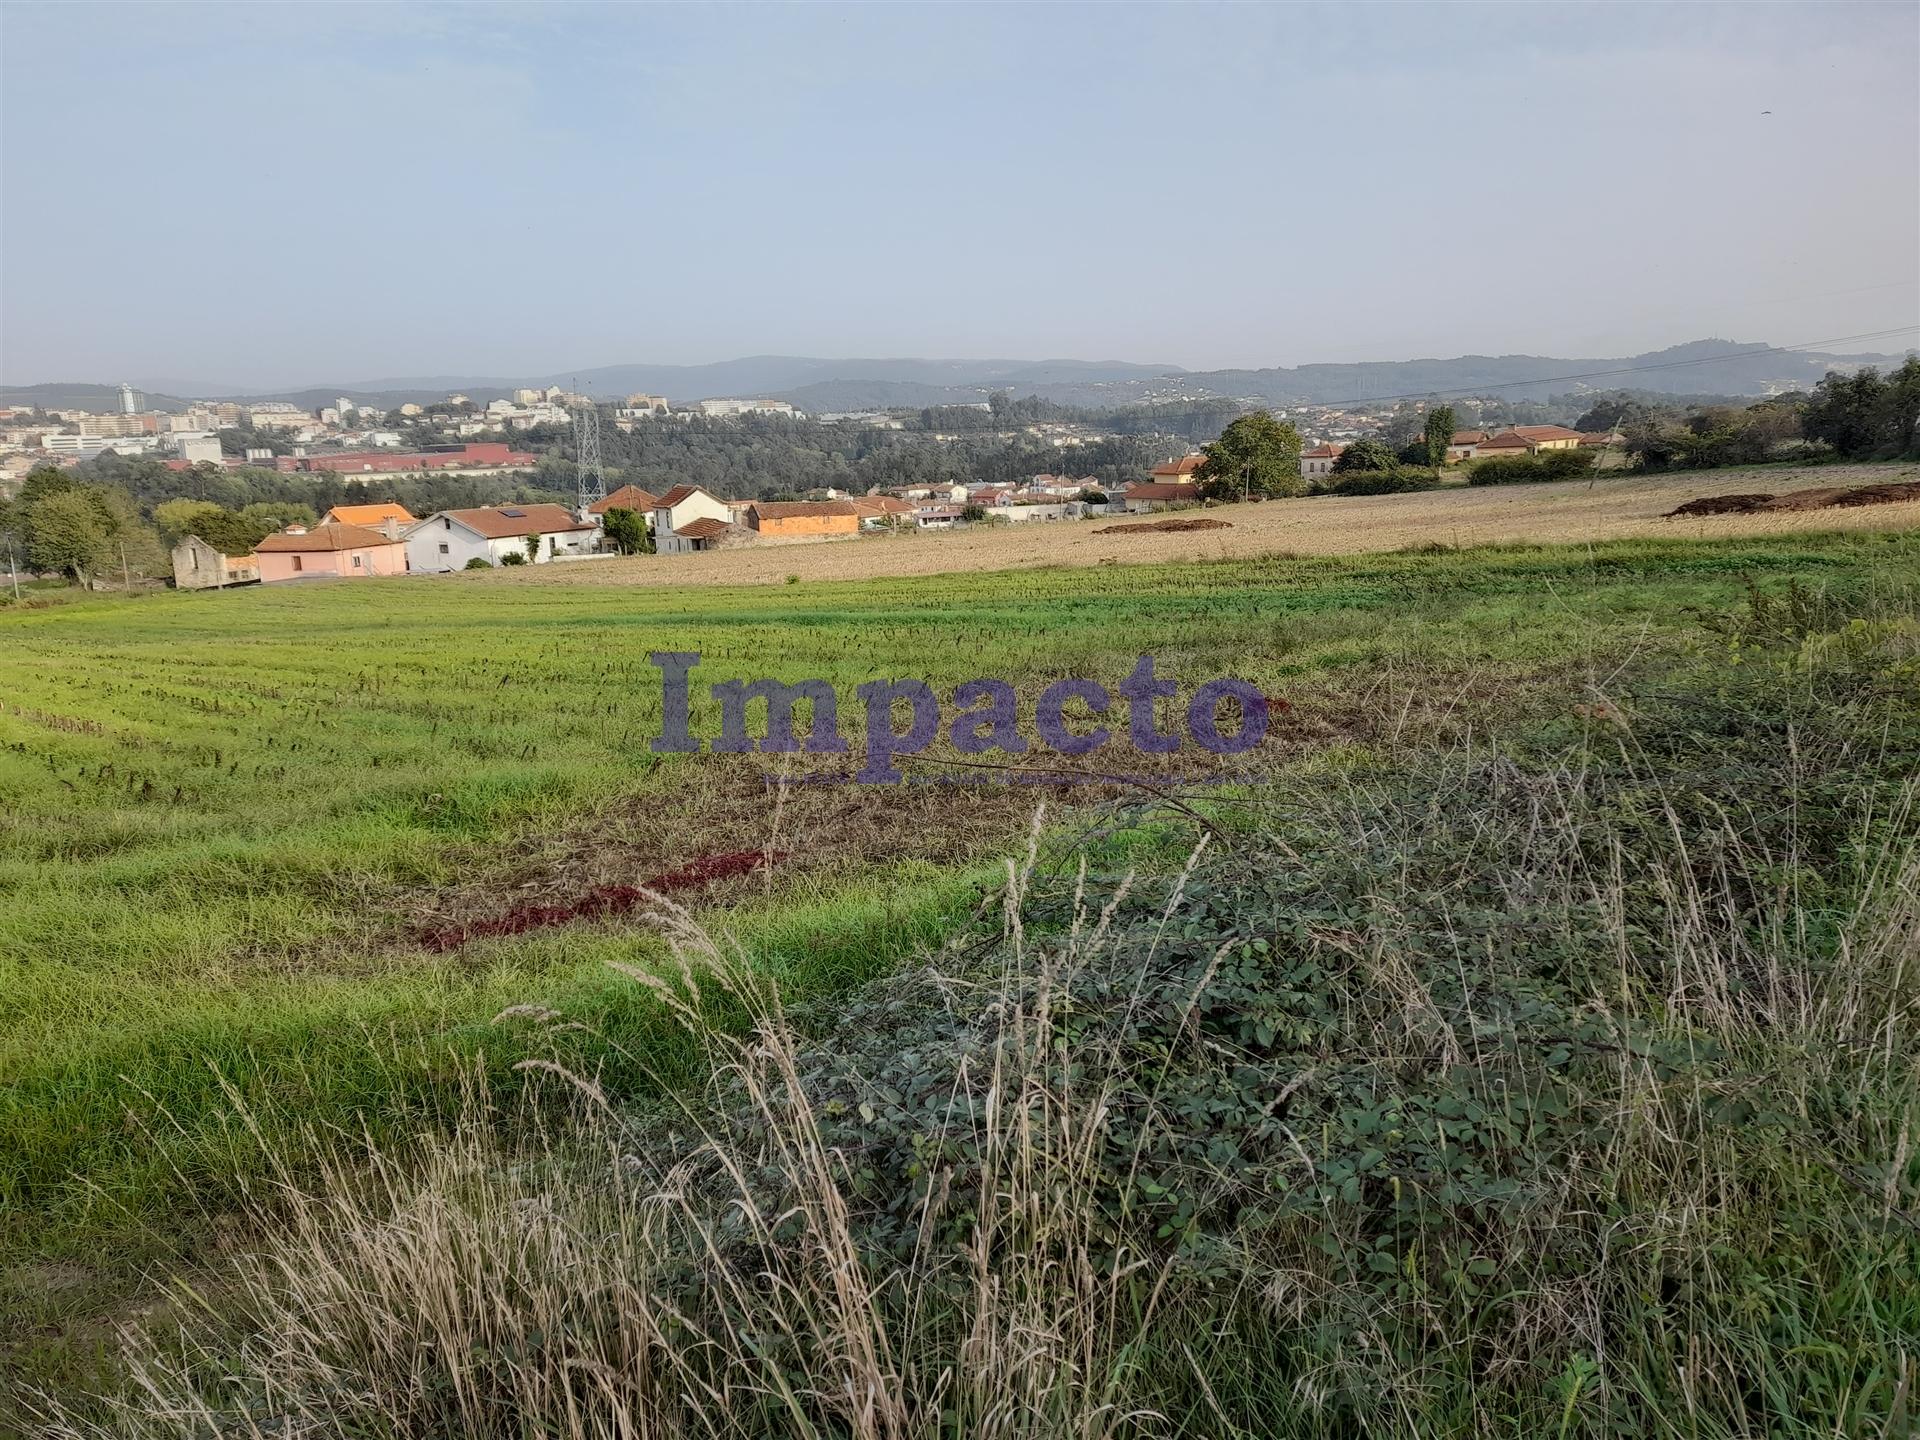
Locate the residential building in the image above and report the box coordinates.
[847,496,916,529]
[1507,424,1584,451]
[745,500,860,540]
[1445,430,1490,463]
[172,434,223,465]
[696,398,798,418]
[1300,443,1345,483]
[255,524,408,583]
[1118,481,1201,511]
[662,517,729,551]
[171,536,259,591]
[1148,454,1206,482]
[276,442,536,476]
[319,502,417,539]
[403,504,601,572]
[651,484,735,553]
[79,413,159,438]
[1474,431,1534,459]
[588,483,661,523]
[914,505,963,530]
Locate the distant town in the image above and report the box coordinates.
[8,333,1916,597]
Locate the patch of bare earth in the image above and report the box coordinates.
[1667,479,1920,518]
[1095,517,1234,535]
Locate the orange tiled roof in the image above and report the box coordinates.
[322,502,416,526]
[590,483,661,516]
[256,523,397,553]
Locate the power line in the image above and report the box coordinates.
[1296,325,1920,410]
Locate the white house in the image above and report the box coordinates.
[404,503,601,572]
[652,484,736,554]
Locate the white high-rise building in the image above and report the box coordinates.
[119,382,142,414]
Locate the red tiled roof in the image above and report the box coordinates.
[749,500,859,519]
[674,517,730,540]
[1124,482,1201,502]
[590,483,660,516]
[1302,443,1346,459]
[1477,432,1533,450]
[656,483,720,508]
[256,523,398,553]
[1449,431,1490,445]
[1149,454,1206,478]
[437,504,596,538]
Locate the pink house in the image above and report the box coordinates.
[254,523,409,583]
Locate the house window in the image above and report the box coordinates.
[292,556,303,572]
[438,542,449,555]
[352,555,363,569]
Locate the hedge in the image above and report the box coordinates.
[1466,449,1597,485]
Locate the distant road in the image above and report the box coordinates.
[508,463,1920,590]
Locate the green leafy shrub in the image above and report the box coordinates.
[499,552,526,566]
[1314,468,1440,496]
[1466,448,1597,484]
[463,557,493,570]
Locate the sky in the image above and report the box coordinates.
[2,2,1917,390]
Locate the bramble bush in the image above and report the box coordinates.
[1466,448,1597,484]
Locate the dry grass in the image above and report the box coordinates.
[503,463,1920,590]
[32,843,1202,1440]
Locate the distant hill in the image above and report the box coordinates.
[10,340,1909,416]
[1147,339,1911,410]
[0,382,197,413]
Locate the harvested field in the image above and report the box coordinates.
[1667,478,1920,517]
[502,462,1920,589]
[1095,516,1234,535]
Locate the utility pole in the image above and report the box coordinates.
[6,545,19,602]
[120,541,131,592]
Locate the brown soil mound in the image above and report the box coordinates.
[1096,517,1234,535]
[1669,479,1920,519]
[1762,486,1853,511]
[1833,482,1920,508]
[1667,493,1774,517]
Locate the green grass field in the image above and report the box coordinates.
[5,528,1918,1425]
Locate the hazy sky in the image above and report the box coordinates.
[3,2,1916,389]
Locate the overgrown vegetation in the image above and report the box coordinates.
[1467,448,1599,485]
[31,571,1920,1437]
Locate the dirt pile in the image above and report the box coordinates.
[1669,480,1920,518]
[1095,517,1233,535]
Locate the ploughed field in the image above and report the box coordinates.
[515,461,1920,589]
[4,525,1918,1415]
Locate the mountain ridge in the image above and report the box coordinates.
[5,338,1909,416]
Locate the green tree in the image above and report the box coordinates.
[1194,412,1304,500]
[1381,403,1425,451]
[1331,438,1398,475]
[26,490,113,581]
[1882,356,1920,455]
[240,501,316,533]
[155,499,226,545]
[1802,367,1888,458]
[1424,405,1456,468]
[602,507,647,555]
